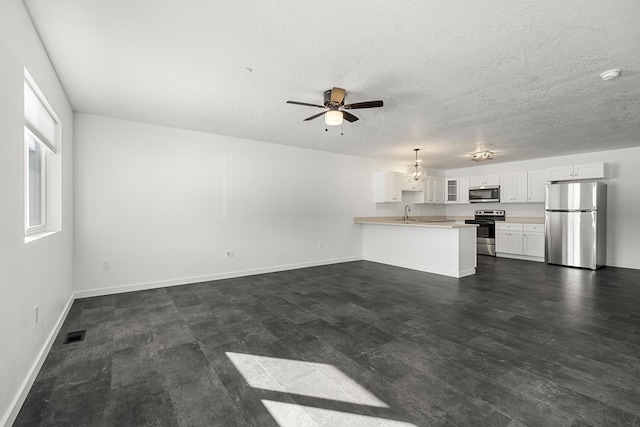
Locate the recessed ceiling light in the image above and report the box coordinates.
[600,69,620,81]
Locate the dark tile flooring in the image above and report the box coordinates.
[14,258,640,426]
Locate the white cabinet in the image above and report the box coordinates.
[420,176,445,204]
[495,223,523,255]
[500,172,528,203]
[458,177,470,204]
[497,170,546,203]
[402,178,424,192]
[496,222,544,260]
[523,224,544,257]
[374,171,402,202]
[574,163,609,179]
[547,163,609,181]
[547,165,574,181]
[445,178,459,203]
[527,170,547,203]
[470,174,500,187]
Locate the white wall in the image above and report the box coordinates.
[0,1,74,425]
[445,147,640,269]
[73,114,379,295]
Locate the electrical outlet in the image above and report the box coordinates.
[34,305,39,323]
[225,250,234,258]
[103,260,111,270]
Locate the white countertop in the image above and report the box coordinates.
[354,217,477,229]
[354,215,544,226]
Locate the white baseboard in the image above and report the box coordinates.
[362,256,474,278]
[605,260,640,270]
[496,253,640,270]
[496,253,544,263]
[2,293,75,427]
[74,256,362,299]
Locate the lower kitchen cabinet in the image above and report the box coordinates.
[496,222,544,262]
[523,224,544,257]
[496,223,523,254]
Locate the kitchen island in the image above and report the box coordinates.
[354,217,478,278]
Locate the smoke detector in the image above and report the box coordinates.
[600,69,621,81]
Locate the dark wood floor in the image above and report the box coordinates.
[14,257,640,426]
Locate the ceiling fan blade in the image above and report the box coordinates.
[343,100,384,110]
[330,87,346,104]
[287,101,326,108]
[342,111,359,122]
[303,111,328,121]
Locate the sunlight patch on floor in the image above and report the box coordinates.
[261,400,417,427]
[226,351,389,408]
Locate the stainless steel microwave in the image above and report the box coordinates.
[469,185,500,203]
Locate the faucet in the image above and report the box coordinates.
[404,205,411,221]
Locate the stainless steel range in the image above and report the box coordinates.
[464,210,505,256]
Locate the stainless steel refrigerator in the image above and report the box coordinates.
[545,181,607,270]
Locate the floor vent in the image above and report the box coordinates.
[63,330,86,344]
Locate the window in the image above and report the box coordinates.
[24,69,60,238]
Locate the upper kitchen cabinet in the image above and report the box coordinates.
[445,178,459,203]
[500,172,528,203]
[527,170,547,202]
[419,176,445,204]
[470,174,499,187]
[547,163,610,182]
[458,177,470,204]
[402,178,424,192]
[374,171,402,202]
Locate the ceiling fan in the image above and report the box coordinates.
[287,87,383,126]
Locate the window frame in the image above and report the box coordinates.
[24,128,48,235]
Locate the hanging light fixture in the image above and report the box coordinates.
[324,110,343,126]
[406,148,427,182]
[470,149,494,162]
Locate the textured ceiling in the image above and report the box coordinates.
[24,0,640,169]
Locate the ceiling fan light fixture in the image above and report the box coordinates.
[325,110,343,126]
[407,148,427,182]
[470,149,494,162]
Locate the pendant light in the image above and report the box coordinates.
[407,148,427,182]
